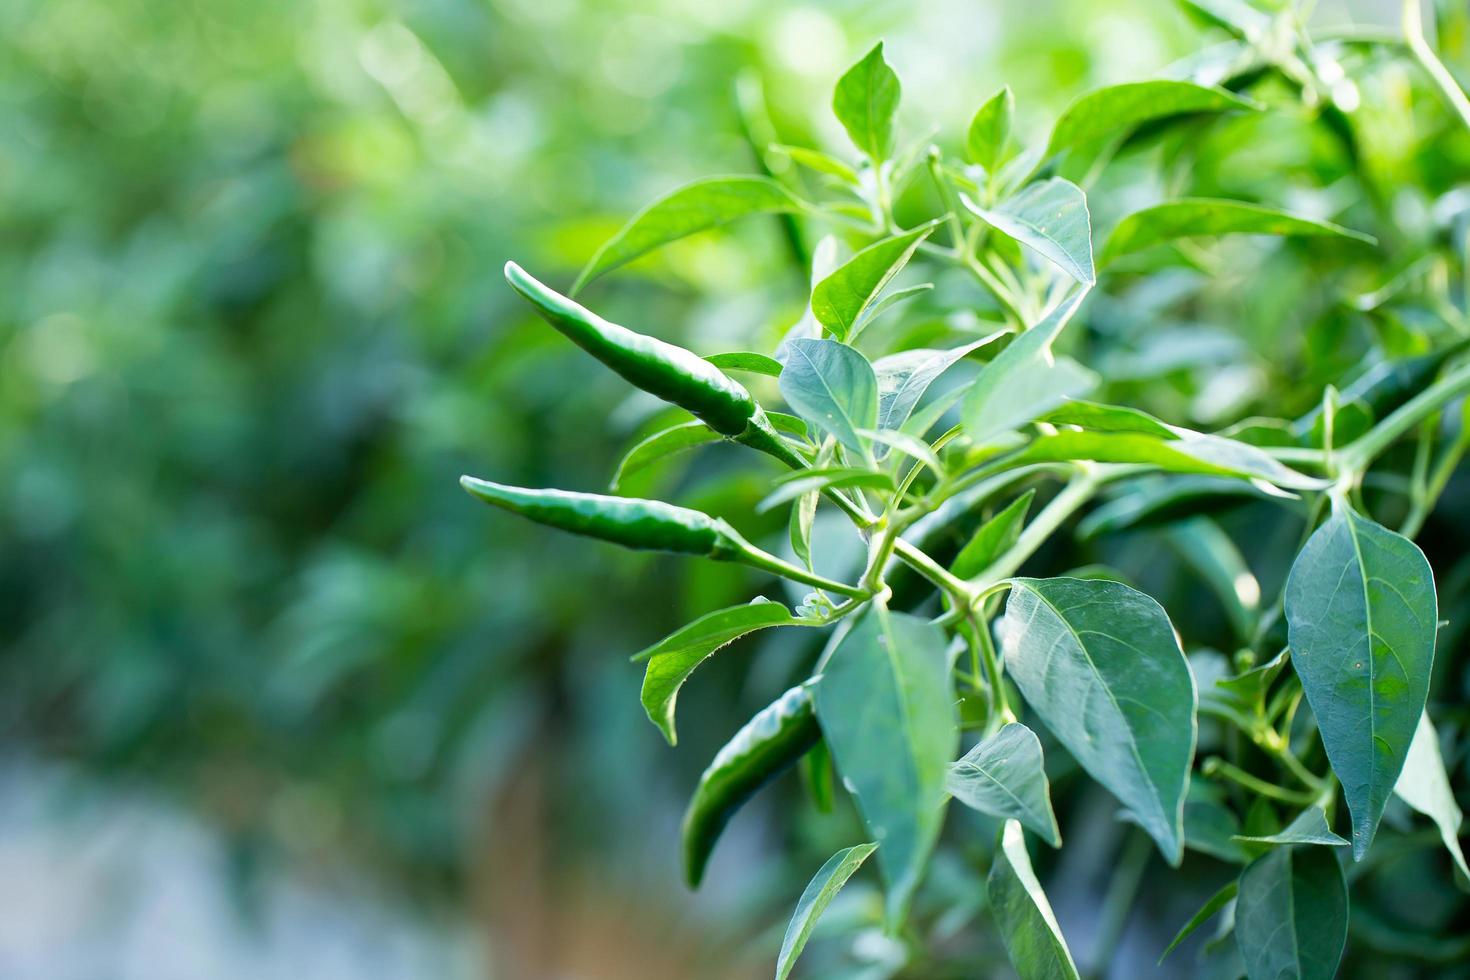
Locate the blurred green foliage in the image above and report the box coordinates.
[2,0,1468,976]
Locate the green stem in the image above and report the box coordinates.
[1402,0,1470,129]
[1089,830,1152,977]
[1202,757,1320,805]
[1401,422,1470,536]
[972,610,1013,730]
[893,538,979,603]
[734,542,870,598]
[1340,360,1470,471]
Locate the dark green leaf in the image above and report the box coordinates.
[1046,80,1256,156]
[1000,577,1197,863]
[966,178,1095,285]
[950,489,1035,580]
[963,292,1097,446]
[611,421,722,491]
[1101,198,1375,265]
[636,599,815,744]
[832,42,901,161]
[1235,846,1348,980]
[1159,880,1238,963]
[814,609,956,926]
[574,176,805,291]
[775,842,879,980]
[780,338,879,454]
[948,722,1060,846]
[1284,505,1437,858]
[988,820,1081,980]
[967,86,1014,171]
[811,223,939,340]
[1233,807,1349,847]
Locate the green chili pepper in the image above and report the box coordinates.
[461,477,743,557]
[504,262,804,468]
[460,477,868,597]
[682,681,821,888]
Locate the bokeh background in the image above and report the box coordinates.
[1,0,1462,978]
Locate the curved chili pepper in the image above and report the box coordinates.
[460,477,744,557]
[460,477,868,597]
[504,262,804,468]
[682,681,821,888]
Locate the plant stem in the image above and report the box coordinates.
[1402,0,1470,129]
[1340,359,1470,471]
[734,541,871,598]
[1088,829,1152,977]
[1202,757,1320,805]
[893,538,979,603]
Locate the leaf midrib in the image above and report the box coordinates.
[1025,585,1171,845]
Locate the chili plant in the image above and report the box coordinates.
[468,5,1470,977]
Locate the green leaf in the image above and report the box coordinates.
[574,176,805,292]
[832,42,901,161]
[1164,518,1260,641]
[1182,781,1251,863]
[767,411,811,439]
[705,351,784,377]
[1100,198,1375,266]
[965,178,1095,285]
[948,722,1060,846]
[757,467,893,513]
[1178,0,1272,38]
[636,599,814,744]
[967,86,1014,171]
[1000,577,1197,863]
[950,489,1035,580]
[1159,879,1238,963]
[987,820,1081,980]
[1043,400,1176,437]
[1394,711,1470,884]
[814,609,956,926]
[1045,80,1256,157]
[1079,475,1271,539]
[1235,846,1348,980]
[1015,429,1326,491]
[775,842,879,980]
[963,292,1098,446]
[769,144,861,185]
[611,421,722,491]
[780,338,879,454]
[1284,504,1437,859]
[854,282,934,332]
[1233,807,1349,847]
[857,428,943,474]
[790,489,817,568]
[1199,650,1287,732]
[811,223,939,341]
[874,334,1002,433]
